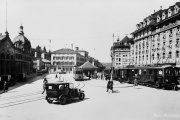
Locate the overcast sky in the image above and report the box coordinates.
[0,0,179,62]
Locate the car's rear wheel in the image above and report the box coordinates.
[79,93,85,100]
[59,96,67,105]
[69,90,76,98]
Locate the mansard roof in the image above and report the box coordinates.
[52,48,78,54]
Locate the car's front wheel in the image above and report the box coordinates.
[47,99,53,103]
[79,93,85,100]
[59,96,67,105]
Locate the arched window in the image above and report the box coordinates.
[163,53,166,59]
[11,55,13,60]
[157,53,160,59]
[1,53,5,59]
[152,54,154,60]
[169,52,172,58]
[176,51,179,58]
[6,54,10,59]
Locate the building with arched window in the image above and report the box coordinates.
[0,25,33,77]
[131,2,180,67]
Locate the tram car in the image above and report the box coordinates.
[117,65,180,90]
[73,68,90,81]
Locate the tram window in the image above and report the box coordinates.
[149,70,153,75]
[159,70,162,75]
[143,70,146,75]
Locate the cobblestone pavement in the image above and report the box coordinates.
[0,73,180,120]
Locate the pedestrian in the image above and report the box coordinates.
[134,73,138,89]
[58,72,61,81]
[3,81,8,93]
[42,78,48,94]
[109,80,114,93]
[106,79,111,92]
[55,74,58,79]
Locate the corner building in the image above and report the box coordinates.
[131,2,180,67]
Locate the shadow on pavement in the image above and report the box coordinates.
[53,98,89,105]
[114,86,134,88]
[0,74,48,95]
[112,90,120,93]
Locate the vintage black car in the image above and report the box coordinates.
[45,82,85,105]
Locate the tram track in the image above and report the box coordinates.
[0,91,42,101]
[0,96,45,108]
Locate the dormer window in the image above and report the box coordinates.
[168,9,172,17]
[143,20,146,27]
[136,24,140,29]
[174,6,179,14]
[147,18,150,25]
[162,12,166,20]
[157,15,161,22]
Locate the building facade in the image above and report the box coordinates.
[31,46,51,71]
[131,2,180,67]
[51,48,87,73]
[0,25,33,76]
[111,36,132,69]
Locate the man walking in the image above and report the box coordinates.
[42,78,48,94]
[3,81,8,93]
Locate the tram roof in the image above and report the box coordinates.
[116,65,178,70]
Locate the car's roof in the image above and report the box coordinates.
[46,82,71,85]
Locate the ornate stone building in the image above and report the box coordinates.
[131,2,180,67]
[0,25,33,76]
[111,36,133,69]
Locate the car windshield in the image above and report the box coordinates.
[59,85,64,90]
[69,83,74,88]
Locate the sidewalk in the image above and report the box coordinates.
[26,73,37,79]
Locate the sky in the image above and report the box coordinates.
[0,0,179,63]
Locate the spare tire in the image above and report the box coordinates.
[69,90,76,98]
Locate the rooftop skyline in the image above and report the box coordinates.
[0,0,179,62]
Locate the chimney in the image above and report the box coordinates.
[160,6,162,10]
[0,33,2,36]
[75,47,79,51]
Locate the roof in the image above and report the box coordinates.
[79,61,98,70]
[13,25,31,45]
[46,82,70,85]
[13,34,30,44]
[0,35,6,42]
[52,48,78,54]
[120,36,132,43]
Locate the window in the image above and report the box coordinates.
[169,30,173,37]
[152,54,154,60]
[163,53,166,59]
[157,53,160,59]
[176,51,179,58]
[166,51,171,58]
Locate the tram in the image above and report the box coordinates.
[115,65,180,90]
[73,68,83,81]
